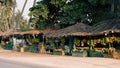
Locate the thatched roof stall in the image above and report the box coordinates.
[14,30,43,35]
[12,30,44,45]
[44,23,92,55]
[12,30,43,40]
[0,29,40,37]
[44,23,92,38]
[1,29,14,37]
[88,19,120,51]
[0,29,15,43]
[0,30,43,39]
[92,19,120,36]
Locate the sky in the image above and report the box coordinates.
[16,0,40,20]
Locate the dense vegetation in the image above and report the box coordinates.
[0,0,28,31]
[29,0,120,30]
[0,0,120,31]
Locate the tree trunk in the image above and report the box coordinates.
[17,0,28,30]
[16,0,28,29]
[21,0,27,16]
[27,0,36,30]
[11,0,16,30]
[5,18,10,31]
[33,0,36,6]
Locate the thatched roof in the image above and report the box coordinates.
[44,23,92,38]
[92,19,120,35]
[71,32,91,36]
[14,30,43,35]
[1,29,14,36]
[0,30,43,37]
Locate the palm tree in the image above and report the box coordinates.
[16,0,27,30]
[11,0,16,30]
[0,18,6,31]
[15,10,28,31]
[15,10,21,26]
[0,0,15,31]
[1,7,13,30]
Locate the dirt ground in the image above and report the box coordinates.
[0,50,120,68]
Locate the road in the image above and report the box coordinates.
[0,58,55,68]
[0,50,120,68]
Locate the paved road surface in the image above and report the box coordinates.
[0,50,120,68]
[0,58,55,68]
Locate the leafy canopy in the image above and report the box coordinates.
[29,0,120,30]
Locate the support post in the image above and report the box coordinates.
[68,36,74,55]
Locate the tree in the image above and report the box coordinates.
[29,0,120,30]
[0,0,28,31]
[27,0,36,30]
[29,0,49,29]
[15,10,28,31]
[29,0,68,29]
[0,0,15,31]
[0,18,6,31]
[21,0,27,16]
[16,0,27,30]
[11,0,16,30]
[1,7,12,30]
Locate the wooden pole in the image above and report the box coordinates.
[68,36,74,55]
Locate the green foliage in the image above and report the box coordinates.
[59,1,85,25]
[29,4,48,19]
[15,10,28,31]
[117,37,120,43]
[50,0,66,5]
[88,0,99,5]
[60,38,65,45]
[48,45,55,50]
[29,1,49,29]
[36,21,47,29]
[101,38,107,45]
[87,39,95,46]
[47,38,54,44]
[20,25,27,31]
[4,0,15,7]
[24,46,38,53]
[29,0,120,30]
[0,0,15,31]
[32,38,39,44]
[3,42,13,50]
